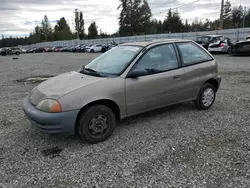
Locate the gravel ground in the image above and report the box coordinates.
[0,52,250,188]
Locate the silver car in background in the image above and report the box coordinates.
[208,36,234,54]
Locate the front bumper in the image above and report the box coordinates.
[22,96,80,134]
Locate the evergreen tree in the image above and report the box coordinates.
[183,19,190,32]
[40,15,52,41]
[54,17,73,40]
[223,0,232,29]
[245,9,250,27]
[88,22,98,39]
[163,9,183,33]
[118,0,132,36]
[232,5,244,28]
[118,0,152,36]
[203,19,211,31]
[79,11,85,40]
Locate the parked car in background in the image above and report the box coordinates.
[70,45,80,52]
[44,47,53,52]
[230,35,250,55]
[54,47,63,52]
[84,45,92,52]
[21,48,28,53]
[22,39,221,144]
[75,44,85,52]
[27,47,44,53]
[208,37,234,53]
[86,44,103,53]
[101,44,115,53]
[80,45,87,52]
[60,47,69,52]
[1,47,21,56]
[195,35,224,50]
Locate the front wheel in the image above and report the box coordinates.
[195,83,216,110]
[77,105,116,144]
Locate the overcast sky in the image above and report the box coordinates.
[0,0,249,37]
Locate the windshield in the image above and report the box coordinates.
[84,45,142,76]
[201,37,210,43]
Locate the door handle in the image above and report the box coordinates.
[173,75,181,80]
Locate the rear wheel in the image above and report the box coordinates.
[195,83,216,110]
[90,49,94,53]
[101,48,105,53]
[227,47,232,54]
[77,105,116,144]
[16,51,20,55]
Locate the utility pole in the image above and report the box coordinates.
[243,6,247,28]
[220,0,224,30]
[74,9,79,39]
[71,16,75,33]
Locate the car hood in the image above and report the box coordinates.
[29,71,107,105]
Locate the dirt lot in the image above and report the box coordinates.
[0,52,250,188]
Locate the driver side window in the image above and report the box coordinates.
[133,44,179,75]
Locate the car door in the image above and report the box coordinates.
[125,43,186,115]
[176,42,215,100]
[95,45,101,52]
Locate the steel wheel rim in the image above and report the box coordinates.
[202,88,215,107]
[88,114,109,137]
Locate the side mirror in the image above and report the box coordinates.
[127,69,148,78]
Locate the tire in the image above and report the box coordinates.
[101,48,106,53]
[194,83,216,110]
[77,105,116,144]
[16,52,20,55]
[90,49,94,53]
[227,47,232,54]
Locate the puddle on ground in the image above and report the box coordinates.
[16,75,54,84]
[41,146,63,158]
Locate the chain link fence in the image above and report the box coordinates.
[20,27,250,48]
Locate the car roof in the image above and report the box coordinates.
[120,39,192,47]
[201,35,223,38]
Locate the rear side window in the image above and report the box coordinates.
[177,42,213,66]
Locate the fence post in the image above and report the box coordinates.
[236,28,240,41]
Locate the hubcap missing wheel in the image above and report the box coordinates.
[89,115,108,135]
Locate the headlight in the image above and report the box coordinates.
[36,99,62,113]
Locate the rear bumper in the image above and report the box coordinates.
[208,47,228,53]
[22,96,79,134]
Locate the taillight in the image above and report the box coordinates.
[220,43,225,47]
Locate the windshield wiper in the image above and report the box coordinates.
[82,67,103,77]
[84,68,98,73]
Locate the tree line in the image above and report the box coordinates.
[0,0,250,48]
